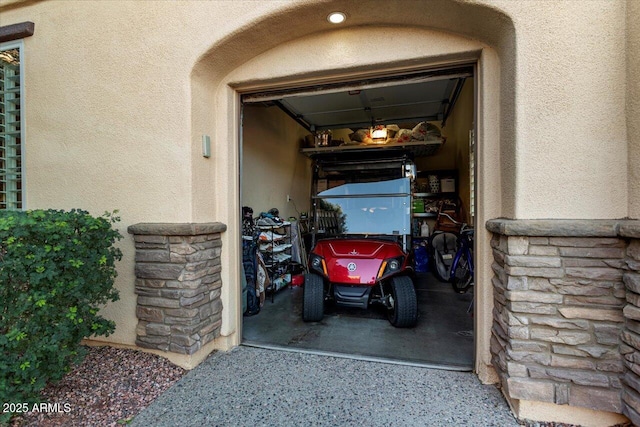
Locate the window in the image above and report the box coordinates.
[0,42,23,210]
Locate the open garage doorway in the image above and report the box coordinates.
[239,66,477,370]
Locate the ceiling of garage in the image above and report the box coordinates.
[242,65,473,131]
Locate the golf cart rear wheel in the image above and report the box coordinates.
[388,276,418,328]
[303,273,325,322]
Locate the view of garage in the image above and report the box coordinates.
[239,66,476,370]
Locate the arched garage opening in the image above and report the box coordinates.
[190,0,515,384]
[239,61,478,370]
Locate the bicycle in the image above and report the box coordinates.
[432,212,474,294]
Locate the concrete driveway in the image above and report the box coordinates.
[131,346,519,427]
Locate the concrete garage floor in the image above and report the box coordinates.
[242,273,474,370]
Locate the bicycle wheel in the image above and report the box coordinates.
[451,252,473,293]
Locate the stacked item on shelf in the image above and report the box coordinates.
[343,121,444,146]
[258,234,292,266]
[433,198,463,234]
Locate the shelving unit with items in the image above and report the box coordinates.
[412,169,459,236]
[257,221,292,301]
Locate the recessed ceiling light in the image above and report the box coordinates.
[327,12,346,24]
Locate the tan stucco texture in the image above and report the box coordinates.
[0,1,637,423]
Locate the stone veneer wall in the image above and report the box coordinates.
[486,219,640,420]
[127,222,227,356]
[620,223,640,425]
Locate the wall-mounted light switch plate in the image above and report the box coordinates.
[202,135,211,158]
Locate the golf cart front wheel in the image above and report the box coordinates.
[388,276,418,328]
[302,273,325,322]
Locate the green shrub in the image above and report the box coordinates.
[0,209,122,420]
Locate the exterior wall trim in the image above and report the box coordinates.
[128,222,227,236]
[486,219,639,238]
[0,21,34,43]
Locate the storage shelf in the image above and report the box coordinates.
[301,139,444,158]
[264,255,292,268]
[412,169,459,238]
[258,222,292,302]
[413,213,437,218]
[413,192,456,198]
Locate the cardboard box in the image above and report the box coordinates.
[441,178,455,193]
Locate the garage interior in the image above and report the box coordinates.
[240,66,476,370]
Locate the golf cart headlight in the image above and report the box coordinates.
[309,254,327,275]
[379,256,405,278]
[311,256,322,269]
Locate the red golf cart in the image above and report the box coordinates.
[302,153,418,327]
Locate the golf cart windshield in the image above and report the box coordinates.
[314,177,411,236]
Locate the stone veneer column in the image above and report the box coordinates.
[486,219,640,416]
[127,222,227,356]
[620,223,640,425]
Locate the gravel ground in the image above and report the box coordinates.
[9,346,186,427]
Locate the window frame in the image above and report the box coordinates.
[0,39,25,210]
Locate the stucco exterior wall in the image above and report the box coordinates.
[628,0,640,220]
[1,0,290,345]
[505,1,628,219]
